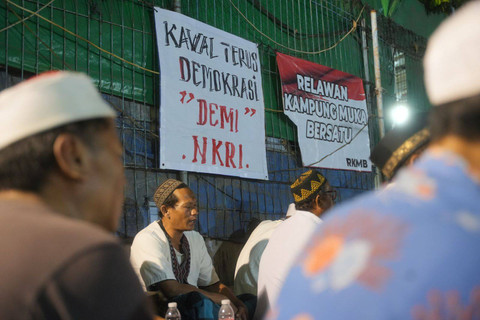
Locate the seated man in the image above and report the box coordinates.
[130,179,252,320]
[0,71,153,319]
[234,204,296,296]
[255,170,336,319]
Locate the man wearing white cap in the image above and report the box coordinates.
[0,71,153,319]
[268,2,480,319]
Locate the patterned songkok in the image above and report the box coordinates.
[290,170,327,205]
[153,179,185,208]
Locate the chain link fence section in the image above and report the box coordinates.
[1,0,428,240]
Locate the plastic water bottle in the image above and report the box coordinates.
[165,302,181,320]
[218,299,235,320]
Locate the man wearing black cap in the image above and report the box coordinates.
[370,112,430,181]
[130,179,251,320]
[254,170,336,319]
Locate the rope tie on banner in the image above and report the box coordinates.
[227,0,365,55]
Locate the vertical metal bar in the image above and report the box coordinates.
[63,1,67,70]
[21,0,25,78]
[308,1,314,55]
[224,177,228,239]
[264,1,276,220]
[319,0,326,60]
[153,0,160,225]
[370,10,385,138]
[129,0,140,232]
[213,0,217,27]
[87,2,90,75]
[74,0,78,71]
[228,0,233,33]
[361,17,381,188]
[288,0,294,50]
[340,7,348,71]
[242,0,247,39]
[50,0,53,70]
[392,48,399,101]
[339,6,345,69]
[326,3,334,67]
[236,1,240,50]
[141,0,149,219]
[313,1,320,68]
[361,18,371,121]
[174,0,181,13]
[172,0,187,184]
[99,4,103,90]
[277,0,282,49]
[109,2,114,94]
[121,0,127,235]
[4,0,9,87]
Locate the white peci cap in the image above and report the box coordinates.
[0,71,116,150]
[424,1,480,106]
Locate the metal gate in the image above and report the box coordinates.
[0,0,429,240]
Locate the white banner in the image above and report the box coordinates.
[276,53,372,172]
[155,8,268,180]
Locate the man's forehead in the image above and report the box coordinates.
[174,187,196,202]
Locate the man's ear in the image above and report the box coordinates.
[407,152,421,166]
[52,133,91,180]
[314,194,321,208]
[160,205,169,218]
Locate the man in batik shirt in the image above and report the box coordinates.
[271,2,480,319]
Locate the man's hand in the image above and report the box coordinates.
[233,301,248,320]
[203,282,249,320]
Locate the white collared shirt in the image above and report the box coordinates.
[255,210,322,319]
[130,220,219,290]
[234,219,284,295]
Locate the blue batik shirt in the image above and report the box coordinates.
[271,150,480,320]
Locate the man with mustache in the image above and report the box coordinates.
[131,179,250,320]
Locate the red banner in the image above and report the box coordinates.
[276,52,372,172]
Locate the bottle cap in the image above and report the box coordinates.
[168,302,177,308]
[221,299,230,305]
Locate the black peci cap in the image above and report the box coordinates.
[291,169,327,204]
[370,112,430,180]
